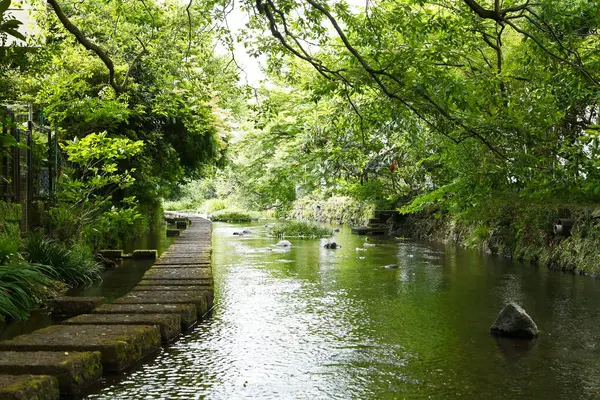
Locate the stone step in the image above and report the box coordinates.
[0,374,59,400]
[155,257,210,265]
[0,351,101,396]
[113,291,211,316]
[143,267,212,281]
[64,313,181,343]
[138,279,211,286]
[132,250,158,260]
[0,324,160,372]
[92,303,197,330]
[132,285,212,292]
[49,296,105,317]
[151,263,211,269]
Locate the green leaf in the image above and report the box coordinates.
[0,0,11,15]
[4,27,25,41]
[0,19,21,29]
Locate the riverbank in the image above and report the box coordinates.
[286,196,600,277]
[0,216,213,399]
[390,205,600,276]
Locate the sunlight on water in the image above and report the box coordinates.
[87,222,600,399]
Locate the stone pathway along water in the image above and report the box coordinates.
[0,216,213,399]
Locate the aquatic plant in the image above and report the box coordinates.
[209,209,259,222]
[22,233,102,286]
[269,221,332,238]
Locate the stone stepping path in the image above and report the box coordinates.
[113,291,210,317]
[92,303,197,330]
[143,267,212,280]
[0,324,161,372]
[0,216,213,399]
[0,374,59,400]
[64,313,181,343]
[138,279,211,286]
[0,351,101,396]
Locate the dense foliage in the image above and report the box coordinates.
[2,0,600,318]
[214,0,600,218]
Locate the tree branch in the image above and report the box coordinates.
[47,0,148,94]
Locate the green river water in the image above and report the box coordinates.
[85,221,600,399]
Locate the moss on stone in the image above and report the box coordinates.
[0,374,59,400]
[0,351,102,395]
[0,324,161,372]
[64,313,181,343]
[113,291,210,317]
[92,303,198,330]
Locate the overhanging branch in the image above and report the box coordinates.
[47,0,148,94]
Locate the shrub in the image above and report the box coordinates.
[269,221,332,238]
[22,233,102,286]
[0,263,60,320]
[209,209,259,222]
[0,233,21,265]
[202,198,227,213]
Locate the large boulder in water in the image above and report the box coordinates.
[490,303,539,339]
[276,240,292,247]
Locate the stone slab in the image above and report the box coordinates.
[113,291,210,316]
[0,325,160,372]
[161,248,211,254]
[0,351,101,396]
[151,263,211,269]
[97,250,123,259]
[132,250,158,260]
[49,296,105,317]
[166,229,180,237]
[158,254,211,262]
[64,313,181,344]
[143,267,212,281]
[176,221,187,229]
[155,257,210,265]
[92,304,197,330]
[138,279,211,286]
[132,285,212,292]
[0,374,59,400]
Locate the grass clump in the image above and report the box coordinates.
[22,233,102,286]
[202,198,227,213]
[269,221,332,238]
[0,263,60,320]
[209,209,259,222]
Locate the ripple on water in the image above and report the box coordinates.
[86,221,600,400]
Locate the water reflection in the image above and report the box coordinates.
[86,221,600,399]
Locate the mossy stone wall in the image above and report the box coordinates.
[392,205,600,276]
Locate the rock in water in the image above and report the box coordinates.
[490,303,539,339]
[324,242,339,249]
[276,240,292,247]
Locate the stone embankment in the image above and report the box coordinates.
[0,216,212,399]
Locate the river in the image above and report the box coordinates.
[87,221,600,399]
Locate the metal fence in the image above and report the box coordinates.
[0,104,57,232]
